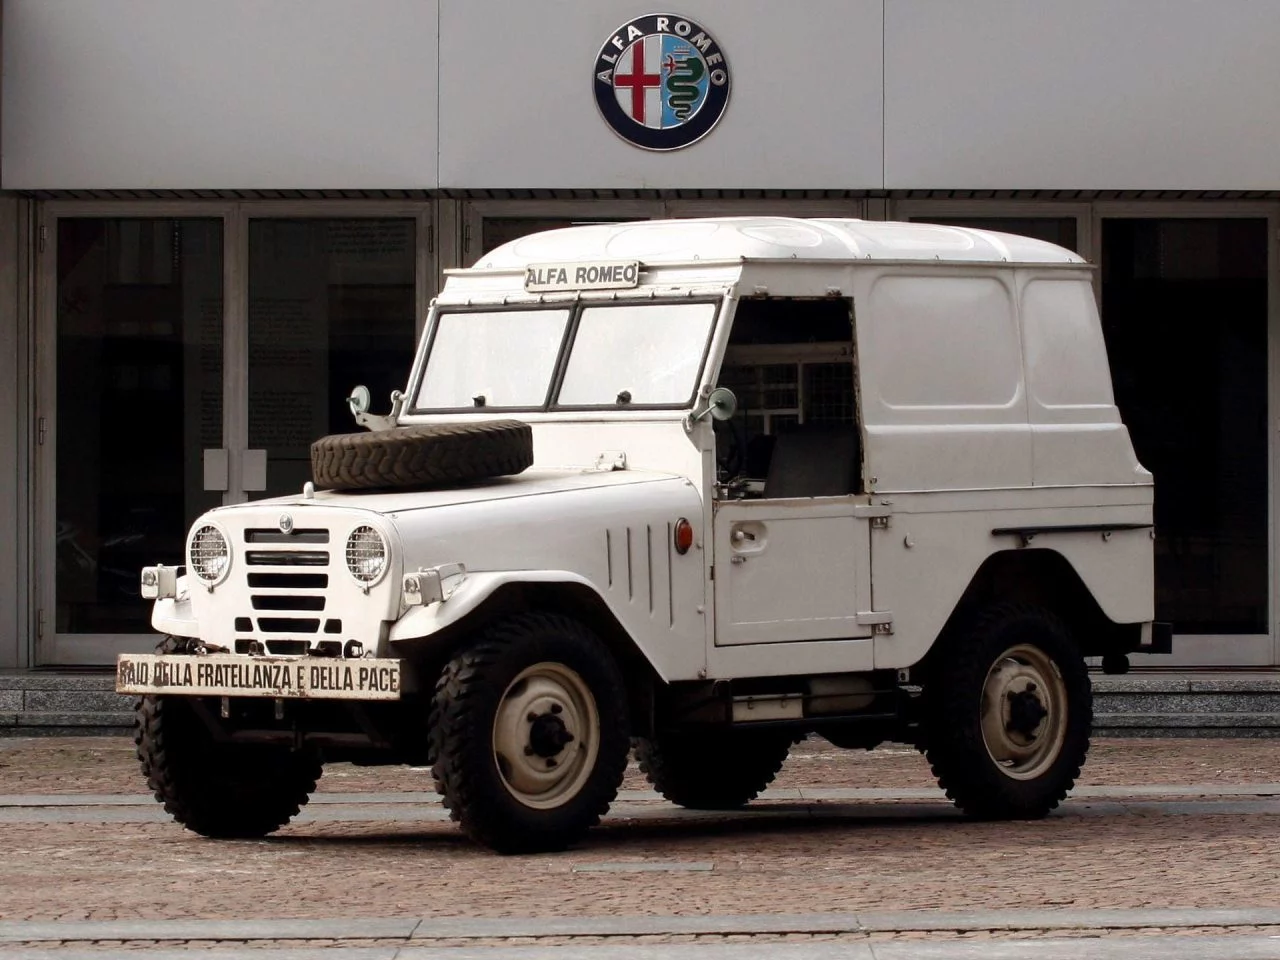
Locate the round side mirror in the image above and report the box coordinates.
[707,386,738,421]
[346,384,371,415]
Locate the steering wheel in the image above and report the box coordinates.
[713,417,745,482]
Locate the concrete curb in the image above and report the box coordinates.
[2,908,1280,943]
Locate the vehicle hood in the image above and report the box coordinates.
[231,467,681,517]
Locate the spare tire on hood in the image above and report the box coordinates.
[310,420,533,492]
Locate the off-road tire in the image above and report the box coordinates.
[311,420,532,492]
[429,613,630,854]
[922,604,1091,820]
[635,729,795,810]
[135,639,322,838]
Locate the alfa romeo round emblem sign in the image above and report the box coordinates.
[594,14,731,151]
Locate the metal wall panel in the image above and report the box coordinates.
[437,0,883,190]
[1,0,439,190]
[885,0,1280,190]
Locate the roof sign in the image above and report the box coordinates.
[525,261,641,293]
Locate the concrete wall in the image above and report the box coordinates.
[8,0,1280,191]
[0,0,439,190]
[883,1,1280,190]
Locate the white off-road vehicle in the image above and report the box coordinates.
[119,218,1169,853]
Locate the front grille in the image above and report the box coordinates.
[230,525,344,648]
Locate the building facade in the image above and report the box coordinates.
[1,0,1278,670]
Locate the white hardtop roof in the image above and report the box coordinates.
[474,217,1086,270]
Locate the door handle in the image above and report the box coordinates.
[731,529,756,544]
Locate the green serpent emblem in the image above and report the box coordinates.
[665,54,705,121]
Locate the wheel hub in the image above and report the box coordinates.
[491,662,600,809]
[1006,686,1049,738]
[979,643,1069,780]
[528,711,575,759]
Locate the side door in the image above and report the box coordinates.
[712,495,883,645]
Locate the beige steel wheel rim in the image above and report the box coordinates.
[979,643,1068,781]
[491,661,600,810]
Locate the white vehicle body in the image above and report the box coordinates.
[121,218,1165,852]
[142,217,1157,685]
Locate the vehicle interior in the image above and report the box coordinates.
[714,297,863,499]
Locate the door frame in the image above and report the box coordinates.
[35,199,437,665]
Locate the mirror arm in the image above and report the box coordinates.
[354,390,406,433]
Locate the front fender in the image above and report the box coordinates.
[388,570,600,643]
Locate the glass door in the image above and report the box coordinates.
[42,217,225,664]
[1100,217,1270,664]
[245,218,418,500]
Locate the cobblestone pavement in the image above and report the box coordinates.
[2,735,1277,796]
[0,737,1276,927]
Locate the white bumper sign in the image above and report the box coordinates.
[116,654,401,701]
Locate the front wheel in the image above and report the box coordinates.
[922,604,1091,820]
[430,613,630,854]
[136,694,321,838]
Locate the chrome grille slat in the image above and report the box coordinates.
[246,550,330,567]
[244,528,330,544]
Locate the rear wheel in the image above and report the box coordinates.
[923,604,1091,820]
[430,613,630,853]
[636,728,795,810]
[135,646,321,838]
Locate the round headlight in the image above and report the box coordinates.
[345,525,388,585]
[189,524,230,584]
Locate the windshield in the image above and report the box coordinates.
[412,300,718,412]
[416,308,570,410]
[558,303,716,407]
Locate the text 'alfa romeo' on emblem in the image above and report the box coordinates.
[594,14,730,151]
[278,514,294,535]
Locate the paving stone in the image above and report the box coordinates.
[570,862,715,873]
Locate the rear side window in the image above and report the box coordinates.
[868,274,1020,408]
[1021,278,1115,408]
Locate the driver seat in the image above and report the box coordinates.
[764,425,860,499]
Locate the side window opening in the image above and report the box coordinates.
[716,298,862,498]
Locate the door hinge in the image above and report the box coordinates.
[38,225,48,254]
[36,608,45,639]
[709,565,714,581]
[462,222,472,256]
[37,417,47,445]
[427,222,435,256]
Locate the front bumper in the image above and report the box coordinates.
[116,653,402,701]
